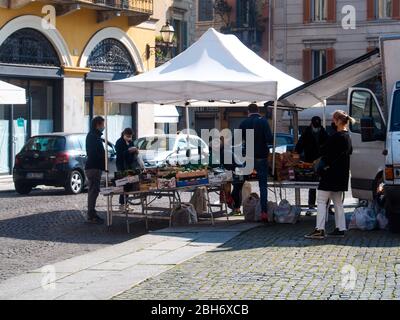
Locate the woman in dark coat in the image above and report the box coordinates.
[115,128,144,207]
[305,110,354,240]
[209,136,244,215]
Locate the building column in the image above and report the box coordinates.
[62,67,91,133]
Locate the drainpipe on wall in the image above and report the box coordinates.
[268,0,273,63]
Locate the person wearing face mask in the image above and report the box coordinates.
[85,116,106,224]
[295,116,328,213]
[115,128,144,209]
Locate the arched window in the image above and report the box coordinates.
[0,28,60,66]
[86,38,136,74]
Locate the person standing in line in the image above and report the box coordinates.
[295,116,328,214]
[85,116,106,224]
[305,110,354,239]
[239,103,273,222]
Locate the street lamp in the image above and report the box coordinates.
[160,21,175,44]
[146,21,175,60]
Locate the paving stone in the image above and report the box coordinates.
[113,215,400,300]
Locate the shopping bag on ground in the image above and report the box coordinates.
[241,181,252,204]
[243,193,261,222]
[190,187,207,215]
[348,206,377,231]
[377,209,389,230]
[274,200,300,224]
[171,203,198,226]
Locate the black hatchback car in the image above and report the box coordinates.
[13,133,116,195]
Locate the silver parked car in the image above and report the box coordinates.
[134,134,209,168]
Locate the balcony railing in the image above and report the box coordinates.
[79,0,153,14]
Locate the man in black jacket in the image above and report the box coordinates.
[295,116,328,211]
[85,116,106,224]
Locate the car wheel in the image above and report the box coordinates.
[65,170,84,194]
[14,182,33,195]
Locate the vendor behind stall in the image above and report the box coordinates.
[209,136,244,215]
[115,128,144,209]
[295,116,328,213]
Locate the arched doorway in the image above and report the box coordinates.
[0,28,63,174]
[84,37,137,144]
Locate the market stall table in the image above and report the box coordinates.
[102,182,230,233]
[267,180,320,208]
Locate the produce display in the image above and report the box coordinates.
[268,152,319,182]
[175,164,209,187]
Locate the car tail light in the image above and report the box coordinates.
[385,166,394,181]
[14,155,21,167]
[55,152,69,164]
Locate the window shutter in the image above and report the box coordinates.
[327,0,337,22]
[304,0,311,24]
[367,0,375,20]
[326,48,335,71]
[303,48,312,81]
[393,0,400,19]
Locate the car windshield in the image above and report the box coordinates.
[135,136,176,151]
[391,89,400,131]
[24,136,65,152]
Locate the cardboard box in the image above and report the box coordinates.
[157,177,177,189]
[115,175,139,187]
[100,186,124,195]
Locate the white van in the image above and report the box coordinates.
[279,35,400,230]
[347,36,400,231]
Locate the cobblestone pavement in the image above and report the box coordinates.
[114,217,400,300]
[0,188,170,281]
[0,182,356,287]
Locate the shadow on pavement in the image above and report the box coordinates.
[0,188,88,198]
[0,209,169,244]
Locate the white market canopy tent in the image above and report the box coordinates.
[104,28,302,105]
[103,27,303,178]
[0,80,26,105]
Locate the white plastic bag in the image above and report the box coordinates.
[171,203,198,226]
[348,206,377,231]
[377,209,389,230]
[241,181,252,204]
[190,187,207,215]
[274,200,301,224]
[243,193,260,222]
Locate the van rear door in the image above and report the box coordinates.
[387,87,400,184]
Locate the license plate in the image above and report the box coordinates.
[26,173,43,179]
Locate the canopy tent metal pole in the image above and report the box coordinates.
[322,99,327,128]
[272,98,278,177]
[104,101,110,227]
[185,102,190,152]
[185,102,190,133]
[292,109,301,206]
[292,109,299,144]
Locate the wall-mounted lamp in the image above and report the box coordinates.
[146,21,175,60]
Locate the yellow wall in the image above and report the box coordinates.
[0,2,155,69]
